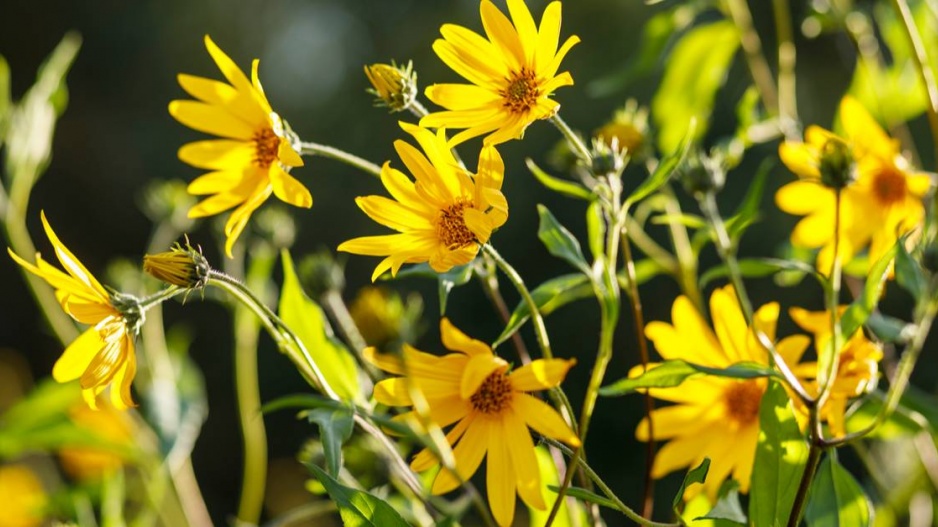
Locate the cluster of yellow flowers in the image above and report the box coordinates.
[6,0,934,524]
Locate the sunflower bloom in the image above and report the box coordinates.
[420,0,579,146]
[7,212,138,409]
[169,35,311,257]
[776,95,931,274]
[59,403,135,481]
[338,123,508,281]
[635,286,809,499]
[366,318,579,527]
[788,307,883,437]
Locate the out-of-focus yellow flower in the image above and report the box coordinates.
[594,99,649,157]
[788,307,883,437]
[8,212,138,409]
[59,403,134,481]
[776,95,931,274]
[635,286,809,499]
[364,62,417,112]
[349,287,408,350]
[169,35,310,257]
[338,123,508,281]
[0,465,46,527]
[420,0,579,146]
[366,318,579,527]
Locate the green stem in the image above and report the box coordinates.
[891,0,938,167]
[138,286,182,312]
[544,438,681,527]
[772,0,799,137]
[725,0,780,115]
[408,99,429,119]
[550,114,593,164]
[660,185,704,312]
[297,142,383,178]
[786,444,822,527]
[814,191,843,432]
[477,254,533,365]
[698,192,813,402]
[321,289,380,381]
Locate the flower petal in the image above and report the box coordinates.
[270,165,313,209]
[487,416,517,527]
[169,100,256,140]
[515,393,579,446]
[53,326,105,382]
[504,408,544,510]
[509,358,575,391]
[179,140,255,171]
[460,354,506,400]
[440,318,492,357]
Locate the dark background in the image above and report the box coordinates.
[0,0,933,525]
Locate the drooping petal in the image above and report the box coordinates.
[431,414,488,494]
[270,165,313,209]
[53,326,106,383]
[509,358,575,391]
[440,317,492,357]
[486,416,517,527]
[515,393,579,446]
[504,408,544,510]
[168,100,255,140]
[41,212,109,299]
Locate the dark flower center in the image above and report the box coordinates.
[437,201,476,250]
[253,128,281,169]
[872,166,907,205]
[723,381,763,425]
[470,370,513,414]
[502,68,539,115]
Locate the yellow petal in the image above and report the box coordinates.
[432,414,487,494]
[778,141,820,180]
[277,139,304,168]
[535,2,562,74]
[412,415,471,473]
[636,404,713,441]
[435,29,507,88]
[463,207,493,243]
[646,296,725,366]
[542,35,579,79]
[487,417,517,527]
[479,0,525,70]
[270,166,312,209]
[440,318,492,357]
[709,285,749,364]
[373,378,413,406]
[223,182,273,257]
[168,100,255,140]
[179,139,254,171]
[204,35,254,96]
[41,212,109,299]
[506,0,538,64]
[509,358,574,391]
[355,196,431,232]
[110,338,137,409]
[177,73,266,126]
[839,95,896,160]
[515,393,579,446]
[425,83,502,111]
[652,428,716,478]
[53,326,106,382]
[504,409,544,510]
[460,354,506,400]
[187,170,249,196]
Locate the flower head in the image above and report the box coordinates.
[8,212,138,409]
[636,286,809,499]
[143,239,210,290]
[788,307,883,437]
[776,96,931,274]
[420,0,579,146]
[0,464,47,527]
[594,99,650,158]
[169,35,311,257]
[338,123,508,281]
[365,61,418,112]
[366,318,578,527]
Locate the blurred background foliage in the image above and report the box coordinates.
[1,0,937,525]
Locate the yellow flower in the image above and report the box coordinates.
[338,123,508,281]
[419,0,579,146]
[0,464,47,527]
[635,286,808,499]
[788,307,883,437]
[143,240,210,289]
[776,95,931,274]
[169,35,311,257]
[364,62,418,112]
[59,403,135,481]
[366,318,579,527]
[8,212,138,409]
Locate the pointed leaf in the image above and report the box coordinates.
[600,360,777,396]
[306,406,354,477]
[280,251,361,402]
[537,205,591,275]
[805,455,871,527]
[895,240,926,302]
[749,381,809,527]
[673,458,711,510]
[527,158,592,200]
[548,486,619,510]
[494,274,592,347]
[840,243,898,338]
[308,464,412,527]
[624,118,695,210]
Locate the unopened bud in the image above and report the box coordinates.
[143,240,210,290]
[818,138,856,189]
[680,150,725,197]
[364,61,417,112]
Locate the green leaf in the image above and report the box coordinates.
[840,243,898,338]
[749,381,809,527]
[494,274,592,347]
[895,239,927,302]
[805,455,872,527]
[865,312,914,344]
[586,201,605,262]
[844,392,927,439]
[280,251,361,402]
[527,158,592,200]
[0,54,10,139]
[537,205,591,275]
[624,119,695,209]
[530,446,586,527]
[548,485,619,510]
[699,483,747,525]
[307,464,412,527]
[650,213,708,230]
[652,20,740,153]
[599,360,777,396]
[306,406,354,477]
[673,458,711,510]
[261,394,345,415]
[700,258,823,290]
[725,159,772,240]
[387,262,473,315]
[616,258,669,289]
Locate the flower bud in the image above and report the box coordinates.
[680,149,725,197]
[143,240,210,290]
[364,61,417,113]
[594,99,650,161]
[818,137,856,189]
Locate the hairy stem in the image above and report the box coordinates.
[298,142,383,178]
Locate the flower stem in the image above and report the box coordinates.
[321,289,381,381]
[138,286,182,312]
[297,142,383,178]
[621,231,657,517]
[772,0,799,137]
[550,114,593,164]
[786,444,822,527]
[659,185,705,312]
[543,438,681,527]
[725,0,780,115]
[477,254,533,365]
[408,99,429,119]
[890,0,938,167]
[697,192,813,402]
